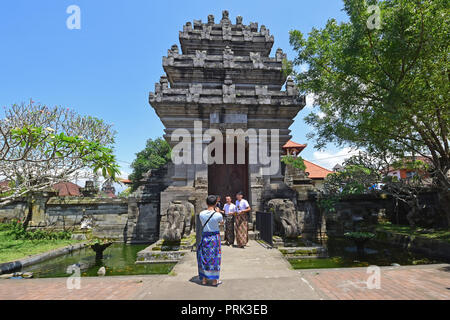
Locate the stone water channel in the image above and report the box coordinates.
[277,236,446,269]
[19,243,175,278]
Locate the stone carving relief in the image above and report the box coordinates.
[267,198,299,238]
[161,201,193,241]
[243,25,253,41]
[187,84,201,103]
[193,50,207,67]
[223,46,234,68]
[256,85,271,104]
[222,24,232,40]
[223,82,236,103]
[201,24,212,40]
[250,52,264,69]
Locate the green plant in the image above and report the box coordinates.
[344,232,376,240]
[289,0,449,223]
[281,155,306,171]
[129,137,172,191]
[1,220,72,240]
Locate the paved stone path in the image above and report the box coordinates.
[0,240,449,300]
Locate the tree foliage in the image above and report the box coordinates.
[0,101,120,206]
[129,137,171,190]
[289,0,449,191]
[281,155,306,171]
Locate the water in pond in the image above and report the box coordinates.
[288,237,445,269]
[21,244,176,278]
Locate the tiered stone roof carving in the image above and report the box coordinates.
[179,11,274,56]
[149,10,305,126]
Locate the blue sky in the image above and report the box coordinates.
[0,0,353,175]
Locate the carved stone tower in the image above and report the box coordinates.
[148,10,305,229]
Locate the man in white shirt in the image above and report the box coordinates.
[235,191,251,248]
[223,196,236,246]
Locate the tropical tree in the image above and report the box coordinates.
[0,101,120,224]
[289,0,449,222]
[129,137,171,191]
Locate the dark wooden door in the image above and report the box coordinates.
[208,143,248,202]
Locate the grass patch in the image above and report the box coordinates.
[376,222,450,243]
[0,230,82,263]
[289,257,370,269]
[280,248,318,255]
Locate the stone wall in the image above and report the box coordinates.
[375,230,450,261]
[0,201,28,222]
[0,195,158,243]
[125,164,172,244]
[324,194,394,236]
[46,197,129,240]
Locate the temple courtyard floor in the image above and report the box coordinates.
[0,240,449,300]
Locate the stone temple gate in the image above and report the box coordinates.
[127,11,305,243]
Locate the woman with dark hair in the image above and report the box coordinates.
[197,195,224,286]
[235,191,251,248]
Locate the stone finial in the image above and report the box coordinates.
[170,44,179,54]
[163,44,179,66]
[276,48,286,61]
[160,76,169,90]
[221,10,230,24]
[286,76,297,96]
[260,25,267,34]
[207,14,215,25]
[149,91,156,103]
[193,50,207,67]
[250,52,264,69]
[152,77,167,103]
[193,20,202,29]
[249,22,258,31]
[236,15,243,25]
[183,21,192,33]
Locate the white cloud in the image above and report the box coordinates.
[317,111,326,119]
[305,93,316,109]
[311,147,360,170]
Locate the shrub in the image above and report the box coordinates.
[0,220,72,240]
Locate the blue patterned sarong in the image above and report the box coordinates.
[197,231,221,280]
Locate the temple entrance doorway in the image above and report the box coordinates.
[208,142,249,202]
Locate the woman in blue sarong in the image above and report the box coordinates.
[197,195,224,286]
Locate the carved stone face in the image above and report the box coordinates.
[267,198,299,238]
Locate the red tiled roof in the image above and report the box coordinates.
[52,182,81,197]
[283,140,307,149]
[304,160,334,179]
[118,178,132,184]
[387,156,433,172]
